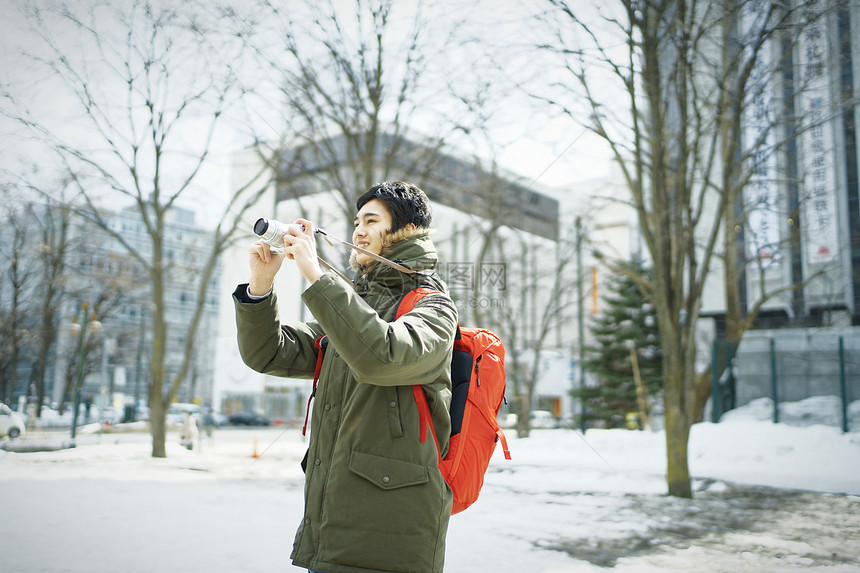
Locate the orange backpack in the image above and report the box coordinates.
[396,288,511,514]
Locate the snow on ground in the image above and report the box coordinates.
[1,397,859,573]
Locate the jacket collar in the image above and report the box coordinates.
[351,228,438,292]
[350,227,435,273]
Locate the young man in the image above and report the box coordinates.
[233,181,457,573]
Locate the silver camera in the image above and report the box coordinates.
[253,218,303,253]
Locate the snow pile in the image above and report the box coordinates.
[721,395,860,428]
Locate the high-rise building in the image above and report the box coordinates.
[694,1,860,412]
[700,1,860,328]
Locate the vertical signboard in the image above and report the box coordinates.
[798,6,838,264]
[743,0,781,267]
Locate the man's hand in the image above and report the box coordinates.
[283,218,324,284]
[248,241,286,296]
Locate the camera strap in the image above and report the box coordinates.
[315,227,427,275]
[315,255,351,284]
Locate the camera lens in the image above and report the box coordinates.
[253,218,269,236]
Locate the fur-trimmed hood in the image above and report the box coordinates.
[349,226,434,273]
[349,226,448,298]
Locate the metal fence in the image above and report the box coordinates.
[711,330,859,432]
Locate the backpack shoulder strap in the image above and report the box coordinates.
[412,385,443,459]
[302,335,327,436]
[395,287,440,319]
[396,288,461,340]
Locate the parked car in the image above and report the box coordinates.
[134,406,151,422]
[0,403,26,439]
[29,405,73,428]
[529,410,559,429]
[204,411,229,427]
[498,413,518,429]
[228,411,271,426]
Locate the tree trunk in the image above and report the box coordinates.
[33,323,54,416]
[149,362,168,458]
[516,390,532,438]
[150,398,167,458]
[149,250,168,458]
[692,371,712,423]
[663,362,693,498]
[664,407,692,497]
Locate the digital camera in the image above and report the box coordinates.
[253,218,303,253]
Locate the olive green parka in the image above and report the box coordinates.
[233,231,457,573]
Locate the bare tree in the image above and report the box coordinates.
[536,0,832,497]
[0,181,128,418]
[236,0,498,237]
[500,230,578,438]
[2,0,270,456]
[26,192,73,417]
[50,215,143,418]
[0,188,40,406]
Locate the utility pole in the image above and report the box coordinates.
[576,217,586,434]
[134,308,146,418]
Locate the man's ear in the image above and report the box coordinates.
[389,222,416,233]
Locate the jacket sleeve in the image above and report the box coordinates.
[301,272,458,386]
[232,284,323,378]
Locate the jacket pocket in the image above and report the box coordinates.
[349,450,429,491]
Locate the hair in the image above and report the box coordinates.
[355,181,432,232]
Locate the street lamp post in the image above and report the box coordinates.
[575,217,587,434]
[133,307,147,420]
[70,303,101,442]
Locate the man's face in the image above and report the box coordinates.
[353,198,393,266]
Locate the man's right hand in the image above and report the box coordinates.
[248,240,286,296]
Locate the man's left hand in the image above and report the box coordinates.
[283,218,324,284]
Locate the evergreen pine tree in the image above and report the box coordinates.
[574,258,662,428]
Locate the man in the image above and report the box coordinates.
[233,181,457,573]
